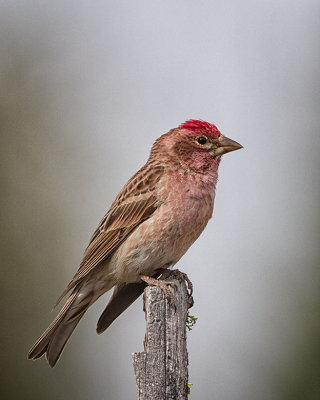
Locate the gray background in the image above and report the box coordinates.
[1,1,319,399]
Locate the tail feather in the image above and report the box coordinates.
[46,317,81,367]
[96,282,146,334]
[96,272,161,334]
[28,287,92,367]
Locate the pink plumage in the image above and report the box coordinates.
[28,120,242,367]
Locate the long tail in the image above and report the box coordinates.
[28,285,94,367]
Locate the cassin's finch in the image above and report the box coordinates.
[28,120,242,367]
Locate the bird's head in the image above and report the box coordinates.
[178,119,242,157]
[156,119,242,172]
[150,120,242,173]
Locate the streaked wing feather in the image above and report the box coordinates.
[55,191,160,306]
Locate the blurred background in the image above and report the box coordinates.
[1,1,319,399]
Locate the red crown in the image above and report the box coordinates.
[179,119,221,139]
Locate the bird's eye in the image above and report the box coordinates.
[197,136,207,145]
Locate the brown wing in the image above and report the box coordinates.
[55,164,164,306]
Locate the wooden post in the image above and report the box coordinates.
[132,277,189,400]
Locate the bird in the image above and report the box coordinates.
[28,119,243,367]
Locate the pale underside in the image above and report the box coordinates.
[57,163,216,305]
[27,125,222,366]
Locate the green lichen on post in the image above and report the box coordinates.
[186,312,198,331]
[187,382,193,395]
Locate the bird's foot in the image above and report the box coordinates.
[140,274,176,306]
[158,268,194,308]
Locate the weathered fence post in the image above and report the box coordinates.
[132,277,189,400]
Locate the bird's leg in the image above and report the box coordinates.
[158,268,193,295]
[140,274,176,306]
[158,268,194,308]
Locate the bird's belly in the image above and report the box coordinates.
[111,195,213,284]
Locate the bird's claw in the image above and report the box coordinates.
[158,268,193,297]
[187,295,194,309]
[140,274,176,306]
[141,269,194,308]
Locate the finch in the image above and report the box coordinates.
[28,119,242,367]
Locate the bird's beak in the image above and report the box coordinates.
[214,135,243,156]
